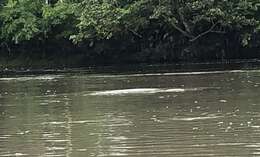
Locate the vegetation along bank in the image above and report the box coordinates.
[0,0,260,68]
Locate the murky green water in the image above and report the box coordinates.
[1,65,260,156]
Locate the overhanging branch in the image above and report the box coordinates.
[189,22,219,42]
[163,15,194,39]
[127,28,142,38]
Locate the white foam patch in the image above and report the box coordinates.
[0,75,62,81]
[88,88,164,96]
[0,153,28,156]
[90,70,257,78]
[87,87,216,96]
[170,116,223,121]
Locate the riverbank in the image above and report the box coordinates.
[1,0,259,71]
[1,39,260,71]
[1,59,260,76]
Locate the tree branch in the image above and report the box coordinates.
[163,15,194,39]
[177,8,192,34]
[127,28,142,38]
[189,22,219,42]
[210,30,226,34]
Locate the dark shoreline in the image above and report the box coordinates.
[1,59,260,76]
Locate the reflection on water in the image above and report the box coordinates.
[1,66,260,156]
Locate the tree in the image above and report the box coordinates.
[151,0,260,46]
[0,0,259,53]
[0,0,43,43]
[42,1,78,40]
[70,0,154,43]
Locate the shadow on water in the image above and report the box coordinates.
[1,59,260,75]
[1,61,260,156]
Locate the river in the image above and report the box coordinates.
[1,63,260,156]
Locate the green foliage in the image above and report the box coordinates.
[151,0,260,46]
[70,0,123,42]
[0,0,43,43]
[0,0,259,48]
[0,0,81,43]
[42,1,78,39]
[71,0,158,43]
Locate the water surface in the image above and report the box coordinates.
[1,65,260,156]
